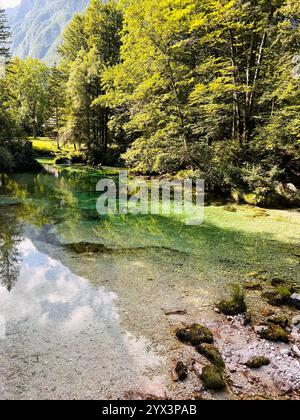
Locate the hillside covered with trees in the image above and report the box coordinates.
[6,0,90,63]
[1,0,300,206]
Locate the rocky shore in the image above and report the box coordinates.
[168,271,300,400]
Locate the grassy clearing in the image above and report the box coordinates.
[29,137,75,156]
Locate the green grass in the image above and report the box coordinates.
[29,137,75,156]
[36,157,56,165]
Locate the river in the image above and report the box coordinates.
[0,167,299,399]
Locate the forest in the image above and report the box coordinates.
[0,0,300,206]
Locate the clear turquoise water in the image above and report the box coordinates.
[0,167,299,399]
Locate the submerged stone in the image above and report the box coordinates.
[217,298,247,316]
[245,271,268,279]
[267,315,289,329]
[197,343,225,370]
[217,285,247,316]
[261,307,276,317]
[258,325,289,343]
[292,345,300,358]
[292,315,300,327]
[262,291,286,307]
[244,281,262,291]
[245,356,270,369]
[200,365,226,391]
[176,324,214,346]
[66,242,108,254]
[271,278,287,287]
[175,361,188,381]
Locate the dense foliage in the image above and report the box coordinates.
[2,0,300,204]
[0,9,41,173]
[104,0,300,190]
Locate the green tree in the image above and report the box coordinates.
[102,0,300,187]
[0,8,15,172]
[6,57,52,137]
[59,0,123,162]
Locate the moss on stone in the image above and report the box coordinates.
[197,344,225,370]
[267,315,289,328]
[176,324,214,346]
[244,281,263,291]
[200,365,226,391]
[67,242,108,254]
[258,325,289,343]
[271,278,286,287]
[277,286,292,300]
[245,356,270,369]
[217,285,247,316]
[262,291,286,307]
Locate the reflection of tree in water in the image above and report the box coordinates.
[0,208,23,292]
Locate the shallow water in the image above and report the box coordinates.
[0,168,299,399]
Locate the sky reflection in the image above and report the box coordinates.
[0,237,164,399]
[0,238,119,330]
[0,239,119,329]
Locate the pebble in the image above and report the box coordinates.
[292,345,300,358]
[292,315,300,327]
[227,363,238,373]
[254,326,265,334]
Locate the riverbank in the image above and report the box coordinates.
[29,137,300,209]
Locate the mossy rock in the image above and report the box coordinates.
[245,271,267,279]
[175,361,188,381]
[200,365,226,391]
[267,315,289,329]
[277,286,292,300]
[245,356,270,369]
[197,344,225,370]
[258,325,289,343]
[217,300,247,316]
[271,278,287,287]
[217,285,247,316]
[262,291,286,307]
[66,242,108,254]
[244,281,263,291]
[217,293,247,317]
[176,324,214,346]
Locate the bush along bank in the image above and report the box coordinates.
[0,140,42,173]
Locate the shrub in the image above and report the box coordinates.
[0,146,14,172]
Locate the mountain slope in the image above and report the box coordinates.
[7,0,90,63]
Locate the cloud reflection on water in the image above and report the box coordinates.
[0,237,164,398]
[0,238,119,331]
